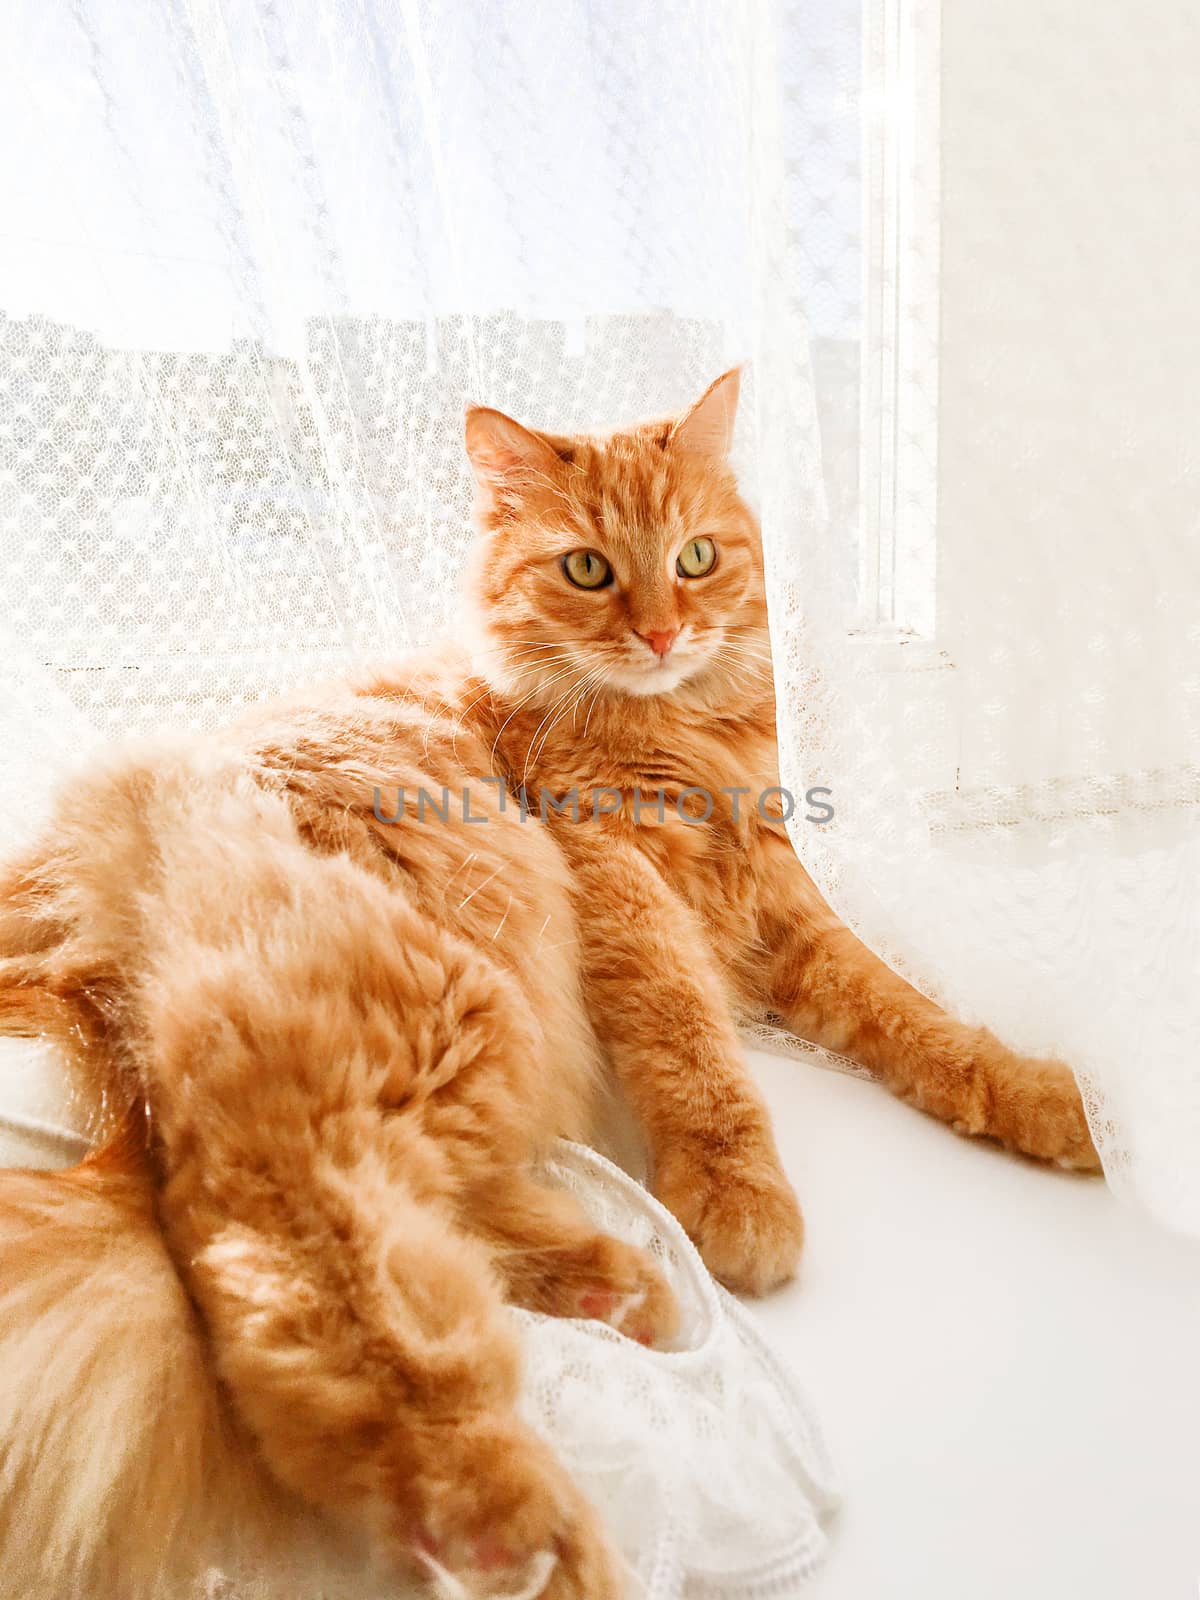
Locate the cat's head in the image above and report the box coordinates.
[463,370,768,702]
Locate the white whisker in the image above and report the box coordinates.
[490,660,586,768]
[458,860,507,909]
[522,665,593,781]
[490,895,513,940]
[497,1549,559,1600]
[581,673,608,739]
[443,851,478,891]
[416,1549,469,1600]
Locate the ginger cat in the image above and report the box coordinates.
[0,370,1097,1600]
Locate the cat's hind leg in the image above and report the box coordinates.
[175,1154,620,1598]
[133,786,622,1596]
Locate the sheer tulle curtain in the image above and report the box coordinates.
[2,0,1198,1238]
[0,0,817,738]
[788,0,1200,1236]
[0,0,826,1148]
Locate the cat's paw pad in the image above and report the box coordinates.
[577,1279,672,1347]
[401,1418,621,1599]
[572,1248,678,1350]
[575,1243,679,1347]
[532,1234,680,1348]
[658,1160,804,1297]
[418,1535,559,1598]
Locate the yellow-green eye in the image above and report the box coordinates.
[676,536,717,578]
[562,549,613,590]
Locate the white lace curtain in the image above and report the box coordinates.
[1,0,1198,1236]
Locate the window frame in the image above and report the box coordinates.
[857,0,941,640]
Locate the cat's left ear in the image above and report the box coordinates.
[668,367,741,459]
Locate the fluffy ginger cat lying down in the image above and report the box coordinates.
[0,370,1098,1599]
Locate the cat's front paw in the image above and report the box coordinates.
[968,1044,1102,1172]
[656,1149,804,1297]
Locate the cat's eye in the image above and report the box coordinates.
[562,549,613,590]
[676,537,717,578]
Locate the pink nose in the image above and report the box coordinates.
[637,628,679,658]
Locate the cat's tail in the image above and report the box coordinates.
[0,799,293,1598]
[0,820,380,1600]
[0,1117,312,1600]
[0,978,64,1036]
[0,855,68,1036]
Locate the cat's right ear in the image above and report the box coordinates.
[464,406,560,517]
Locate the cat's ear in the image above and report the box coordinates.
[668,367,741,459]
[464,405,560,514]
